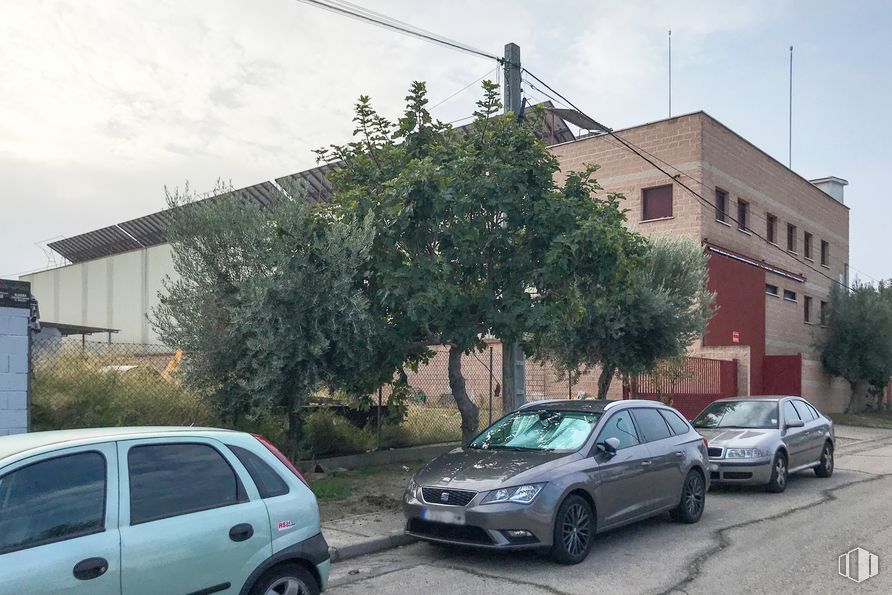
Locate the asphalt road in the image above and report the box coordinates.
[327,427,892,594]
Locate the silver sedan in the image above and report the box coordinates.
[691,396,834,493]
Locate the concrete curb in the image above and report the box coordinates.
[329,533,418,563]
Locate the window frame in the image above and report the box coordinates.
[820,300,828,325]
[803,231,813,260]
[0,450,108,555]
[630,407,674,443]
[766,213,777,244]
[127,441,248,526]
[227,444,290,499]
[783,289,797,303]
[736,199,749,232]
[641,184,674,222]
[765,284,779,297]
[715,188,729,223]
[821,240,830,267]
[593,409,641,452]
[804,295,813,323]
[786,223,797,253]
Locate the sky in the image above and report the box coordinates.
[1,0,890,283]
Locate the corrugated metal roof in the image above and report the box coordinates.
[48,104,574,264]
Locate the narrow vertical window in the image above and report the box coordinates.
[803,232,813,259]
[766,214,777,243]
[737,200,749,231]
[821,240,830,266]
[787,223,797,252]
[715,189,728,222]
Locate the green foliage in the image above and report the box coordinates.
[151,184,377,454]
[316,80,644,441]
[534,235,714,397]
[820,281,892,411]
[30,355,215,431]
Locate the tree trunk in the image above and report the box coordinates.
[287,408,303,460]
[448,345,480,445]
[597,365,616,400]
[846,380,871,414]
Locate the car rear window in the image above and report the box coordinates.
[128,443,246,524]
[631,408,672,442]
[659,409,691,435]
[0,451,106,554]
[228,445,289,498]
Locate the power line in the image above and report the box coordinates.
[430,66,499,111]
[521,67,855,291]
[293,0,503,64]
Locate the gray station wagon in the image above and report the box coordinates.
[404,399,709,564]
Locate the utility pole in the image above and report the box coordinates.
[501,42,526,414]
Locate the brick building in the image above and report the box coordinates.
[21,110,854,412]
[550,111,851,411]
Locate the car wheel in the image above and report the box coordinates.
[249,563,319,595]
[670,470,706,523]
[766,452,788,493]
[551,494,594,565]
[815,441,834,478]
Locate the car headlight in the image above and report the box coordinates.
[481,483,545,505]
[724,448,764,459]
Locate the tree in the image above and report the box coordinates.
[316,81,644,443]
[152,185,375,455]
[535,235,714,399]
[820,281,892,413]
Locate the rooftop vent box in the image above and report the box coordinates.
[809,176,848,204]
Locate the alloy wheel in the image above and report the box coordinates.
[775,457,787,489]
[684,473,705,517]
[561,502,592,558]
[266,577,309,595]
[822,445,833,473]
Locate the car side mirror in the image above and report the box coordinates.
[785,418,805,429]
[597,437,621,456]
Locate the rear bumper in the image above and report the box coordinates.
[708,458,773,485]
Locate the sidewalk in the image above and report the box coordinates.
[324,510,416,562]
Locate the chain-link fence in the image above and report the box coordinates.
[27,336,625,459]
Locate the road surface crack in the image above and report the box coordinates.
[657,474,885,595]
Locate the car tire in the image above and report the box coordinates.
[670,470,706,523]
[815,441,834,478]
[249,562,320,595]
[766,452,788,493]
[550,494,595,565]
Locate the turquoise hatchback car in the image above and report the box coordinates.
[0,427,329,595]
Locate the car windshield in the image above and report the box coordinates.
[469,409,602,452]
[693,401,779,430]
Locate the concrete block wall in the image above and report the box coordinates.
[0,306,29,435]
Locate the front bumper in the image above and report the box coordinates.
[403,489,556,549]
[708,457,773,485]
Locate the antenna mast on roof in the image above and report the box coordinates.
[788,45,793,168]
[668,29,672,117]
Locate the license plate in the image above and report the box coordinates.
[421,507,465,525]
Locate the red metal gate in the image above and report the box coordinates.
[623,357,739,419]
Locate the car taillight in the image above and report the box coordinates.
[252,434,310,487]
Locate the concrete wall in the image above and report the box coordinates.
[21,244,174,344]
[0,306,29,435]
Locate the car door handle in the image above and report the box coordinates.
[73,557,108,581]
[229,523,254,542]
[640,460,652,467]
[675,451,685,457]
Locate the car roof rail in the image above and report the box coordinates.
[517,399,563,410]
[604,399,662,410]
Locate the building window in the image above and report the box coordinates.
[821,300,828,324]
[804,296,813,323]
[783,289,797,302]
[803,232,813,260]
[821,240,830,267]
[766,214,777,244]
[737,199,749,231]
[642,185,673,221]
[787,223,797,252]
[715,188,728,223]
[766,284,779,297]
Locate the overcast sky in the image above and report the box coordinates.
[1,0,890,282]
